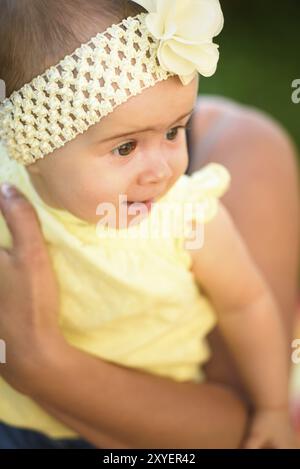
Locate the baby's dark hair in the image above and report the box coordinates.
[0,0,145,97]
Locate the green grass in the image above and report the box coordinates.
[199,0,300,154]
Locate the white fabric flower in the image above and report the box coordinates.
[132,0,224,85]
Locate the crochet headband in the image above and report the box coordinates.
[0,0,223,166]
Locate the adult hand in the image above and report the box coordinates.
[0,183,61,392]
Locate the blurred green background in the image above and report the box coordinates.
[200,0,300,154]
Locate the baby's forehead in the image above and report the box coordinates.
[85,76,197,141]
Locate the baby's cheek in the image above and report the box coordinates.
[79,184,122,224]
[181,149,190,172]
[56,179,107,223]
[170,145,189,175]
[171,152,189,182]
[79,192,112,223]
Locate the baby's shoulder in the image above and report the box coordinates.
[167,163,231,241]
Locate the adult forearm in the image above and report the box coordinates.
[36,400,127,448]
[22,340,246,448]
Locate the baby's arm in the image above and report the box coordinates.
[186,203,297,448]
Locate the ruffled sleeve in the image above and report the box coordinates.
[185,162,231,224]
[165,162,231,264]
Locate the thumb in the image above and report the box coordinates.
[0,182,47,261]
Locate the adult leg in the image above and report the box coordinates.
[187,96,300,394]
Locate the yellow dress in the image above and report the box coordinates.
[0,142,231,438]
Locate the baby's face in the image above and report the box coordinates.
[26,75,198,227]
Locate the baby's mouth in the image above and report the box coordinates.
[124,199,155,209]
[126,199,150,204]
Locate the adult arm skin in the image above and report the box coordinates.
[29,347,247,449]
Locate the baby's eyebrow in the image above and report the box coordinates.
[98,109,194,144]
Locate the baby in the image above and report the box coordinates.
[0,0,298,449]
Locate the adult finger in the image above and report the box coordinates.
[0,182,47,261]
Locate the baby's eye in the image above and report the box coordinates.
[166,127,179,141]
[166,126,187,141]
[112,141,137,157]
[111,125,189,158]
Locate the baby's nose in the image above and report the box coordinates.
[138,155,172,185]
